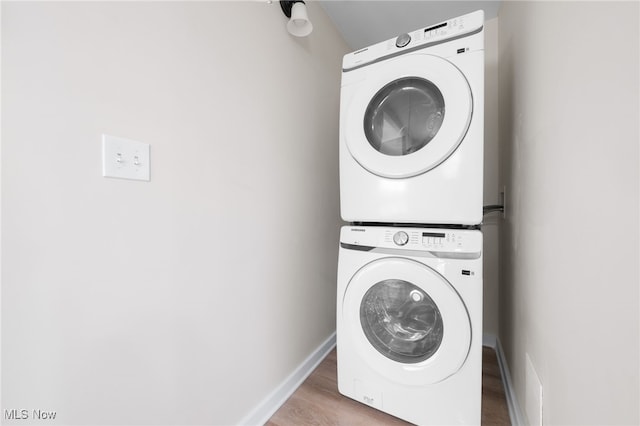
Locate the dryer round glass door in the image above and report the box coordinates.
[364,77,445,157]
[342,257,471,385]
[344,54,472,178]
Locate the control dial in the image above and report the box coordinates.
[393,231,409,246]
[395,33,411,48]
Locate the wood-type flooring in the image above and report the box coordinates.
[266,346,510,425]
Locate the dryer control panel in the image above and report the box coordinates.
[340,226,482,258]
[343,10,484,71]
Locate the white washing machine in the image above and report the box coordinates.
[337,225,482,425]
[340,10,485,225]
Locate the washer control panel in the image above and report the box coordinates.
[384,229,471,252]
[340,226,482,255]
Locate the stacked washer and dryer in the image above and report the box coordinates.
[336,10,485,425]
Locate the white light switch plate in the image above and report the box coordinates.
[102,134,150,181]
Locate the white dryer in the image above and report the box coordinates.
[337,225,482,425]
[340,10,484,225]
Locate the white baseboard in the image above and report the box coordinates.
[238,332,337,426]
[484,333,526,426]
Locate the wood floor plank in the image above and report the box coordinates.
[481,347,511,425]
[266,346,510,426]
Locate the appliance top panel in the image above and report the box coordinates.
[343,9,484,72]
[340,226,482,254]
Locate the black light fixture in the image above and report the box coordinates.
[280,1,313,37]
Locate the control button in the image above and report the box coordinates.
[395,33,411,48]
[393,231,409,246]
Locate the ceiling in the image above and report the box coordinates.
[317,1,500,51]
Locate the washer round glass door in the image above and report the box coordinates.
[360,279,444,364]
[342,257,471,385]
[344,54,472,178]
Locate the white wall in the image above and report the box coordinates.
[1,2,348,425]
[498,2,639,424]
[483,16,500,338]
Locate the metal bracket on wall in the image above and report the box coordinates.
[483,187,507,218]
[483,204,505,216]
